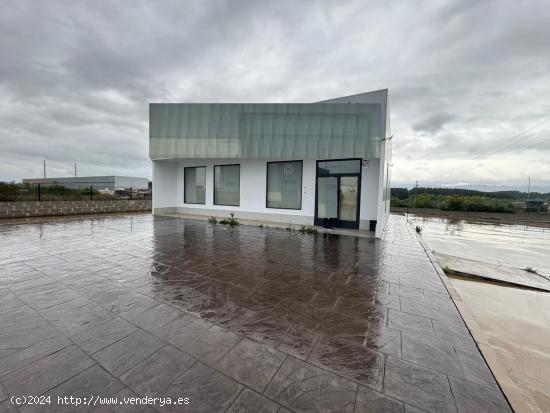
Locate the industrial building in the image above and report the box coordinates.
[23,176,149,191]
[149,89,392,237]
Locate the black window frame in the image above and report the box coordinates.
[314,158,362,229]
[213,163,241,206]
[183,166,207,205]
[265,160,304,210]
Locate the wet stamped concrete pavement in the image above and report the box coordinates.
[0,214,511,412]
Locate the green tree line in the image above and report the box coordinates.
[391,187,550,213]
[391,187,550,200]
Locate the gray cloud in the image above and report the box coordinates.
[0,0,549,188]
[412,113,456,134]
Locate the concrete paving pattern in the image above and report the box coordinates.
[0,214,511,412]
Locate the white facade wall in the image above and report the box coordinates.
[360,158,380,228]
[375,139,390,238]
[153,157,382,230]
[152,161,177,210]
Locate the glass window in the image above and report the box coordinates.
[214,164,240,206]
[317,159,361,175]
[184,166,206,204]
[267,161,303,209]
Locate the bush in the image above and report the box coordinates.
[442,195,465,211]
[441,195,516,213]
[413,194,438,209]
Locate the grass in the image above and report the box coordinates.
[525,267,538,274]
[208,216,218,224]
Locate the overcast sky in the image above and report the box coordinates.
[1,0,549,189]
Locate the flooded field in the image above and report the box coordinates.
[407,214,550,278]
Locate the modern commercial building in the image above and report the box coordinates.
[150,89,392,237]
[23,176,149,191]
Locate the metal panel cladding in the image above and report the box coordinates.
[149,103,382,160]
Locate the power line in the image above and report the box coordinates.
[521,134,550,151]
[479,125,550,159]
[481,130,550,158]
[474,117,550,160]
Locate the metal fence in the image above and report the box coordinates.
[0,183,152,202]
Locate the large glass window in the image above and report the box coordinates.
[267,161,303,209]
[184,166,206,204]
[214,164,240,206]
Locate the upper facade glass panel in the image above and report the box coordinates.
[317,159,361,175]
[149,103,385,160]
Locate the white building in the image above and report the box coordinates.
[150,89,392,237]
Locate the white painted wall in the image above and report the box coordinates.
[375,139,391,237]
[152,160,177,210]
[360,158,380,229]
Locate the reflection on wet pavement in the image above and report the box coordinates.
[0,214,510,412]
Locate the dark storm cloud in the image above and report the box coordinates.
[0,0,549,187]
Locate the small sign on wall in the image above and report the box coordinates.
[362,160,369,168]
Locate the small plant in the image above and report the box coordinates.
[220,212,239,226]
[298,225,317,234]
[258,224,264,228]
[525,267,538,274]
[208,216,218,224]
[285,226,292,231]
[415,225,422,234]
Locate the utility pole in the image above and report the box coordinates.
[43,160,46,178]
[414,181,419,208]
[483,185,486,198]
[527,176,531,201]
[74,163,77,177]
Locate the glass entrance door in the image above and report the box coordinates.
[339,176,359,223]
[317,177,338,220]
[315,159,361,229]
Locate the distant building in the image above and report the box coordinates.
[526,199,548,211]
[149,89,392,237]
[23,176,149,191]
